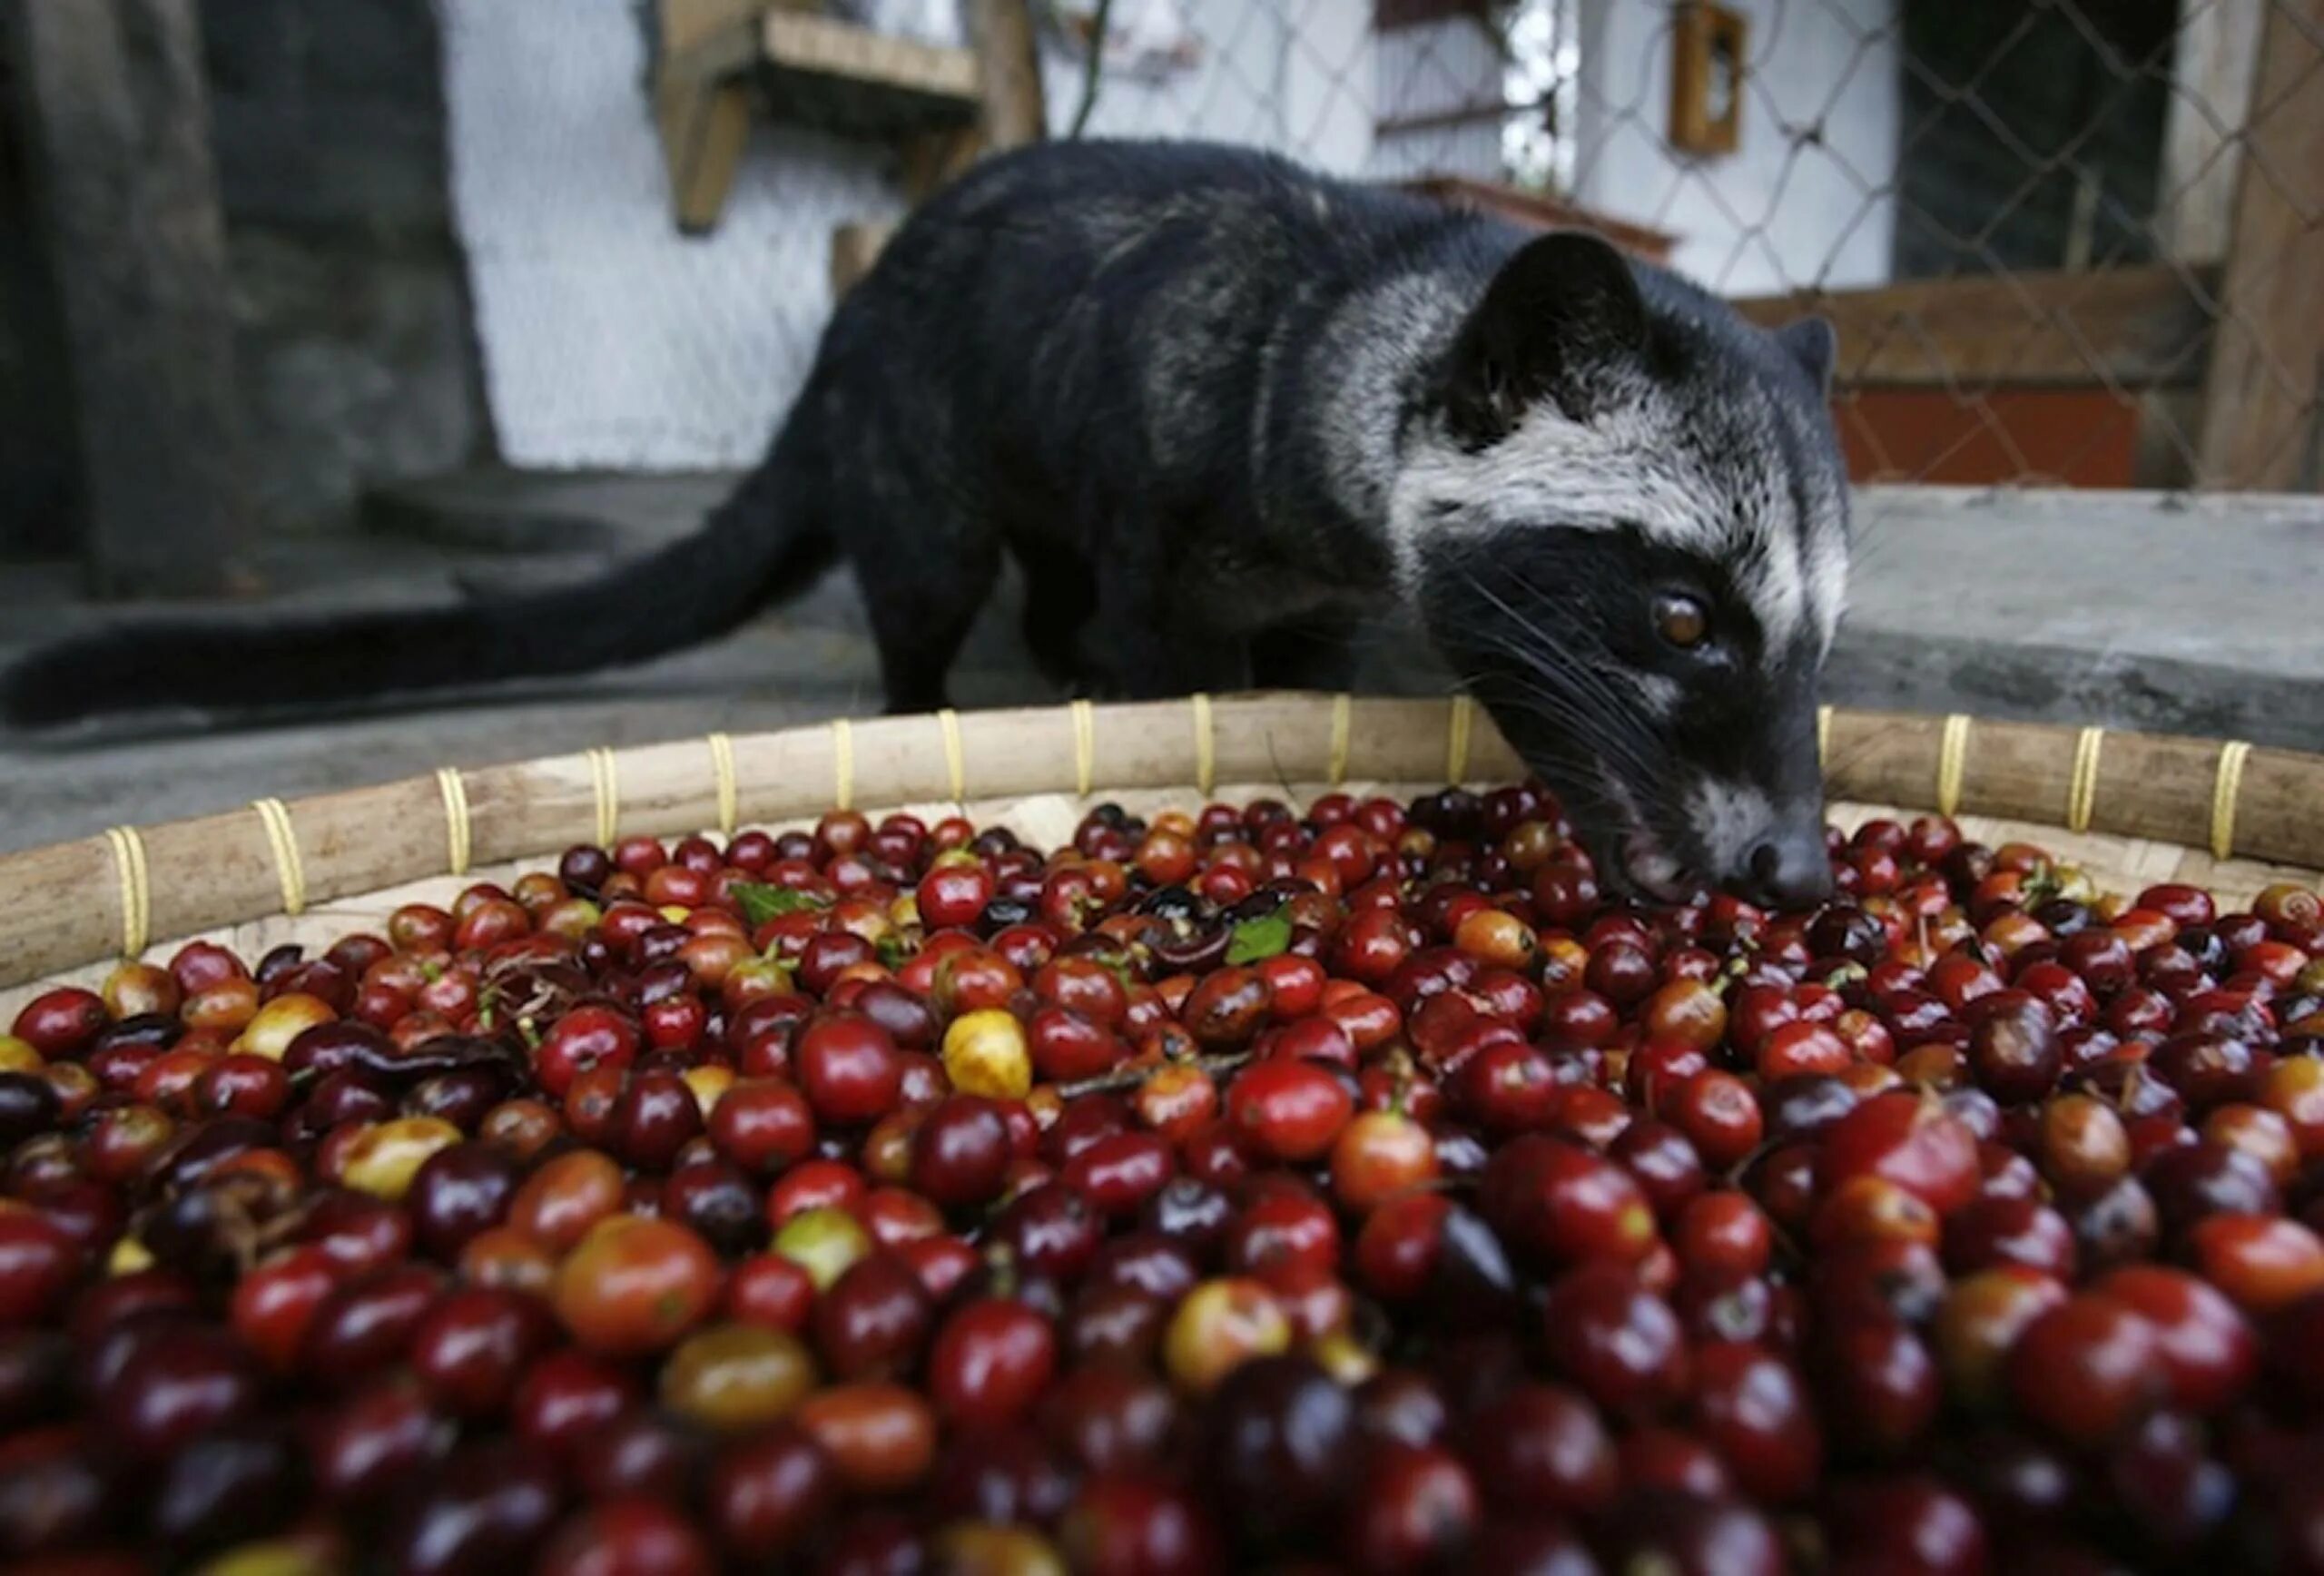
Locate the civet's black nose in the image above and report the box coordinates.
[1744,826,1834,909]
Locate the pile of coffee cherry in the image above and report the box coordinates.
[5,785,2324,1575]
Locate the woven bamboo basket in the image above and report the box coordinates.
[4,694,2319,1017]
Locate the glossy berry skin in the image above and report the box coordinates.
[1462,1384,1618,1516]
[929,1296,1058,1430]
[2091,1265,2251,1418]
[1689,1341,1823,1502]
[0,1212,78,1325]
[2007,1294,2165,1446]
[1481,1135,1658,1265]
[793,1014,904,1126]
[410,1285,557,1417]
[1541,1264,1690,1418]
[1819,1092,1983,1216]
[5,782,2324,1574]
[909,1096,1014,1209]
[1226,1060,1354,1162]
[812,1253,934,1382]
[552,1216,722,1356]
[536,1495,715,1576]
[1344,1442,1481,1574]
[710,1423,838,1560]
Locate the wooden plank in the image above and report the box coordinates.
[657,75,754,234]
[901,128,982,202]
[1730,265,2218,391]
[2194,0,2324,491]
[2155,0,2263,267]
[6,0,249,596]
[0,48,76,559]
[763,8,979,97]
[661,0,763,58]
[831,220,898,297]
[2136,0,2262,485]
[653,0,761,232]
[967,0,1045,152]
[899,0,1042,207]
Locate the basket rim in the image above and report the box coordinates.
[2,694,2318,991]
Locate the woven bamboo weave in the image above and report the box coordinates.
[4,696,2319,1012]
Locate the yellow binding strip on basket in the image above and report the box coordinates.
[831,719,855,812]
[1328,694,1353,787]
[1817,704,1833,773]
[705,734,738,837]
[103,825,151,959]
[2066,727,2105,835]
[1447,694,1475,783]
[586,748,620,849]
[1936,714,1972,818]
[435,767,473,877]
[250,797,307,917]
[2211,740,2253,861]
[936,708,966,803]
[1191,693,1216,796]
[1069,700,1096,797]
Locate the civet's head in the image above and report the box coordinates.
[1395,231,1846,906]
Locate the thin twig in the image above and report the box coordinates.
[1068,0,1116,138]
[1057,1049,1250,1099]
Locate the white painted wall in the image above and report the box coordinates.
[440,0,1373,469]
[439,0,903,469]
[1571,0,1899,295]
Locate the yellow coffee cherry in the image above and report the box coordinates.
[942,1009,1031,1099]
[931,1522,1068,1576]
[684,1063,734,1116]
[773,1205,873,1292]
[338,1116,462,1201]
[1163,1277,1291,1394]
[232,992,336,1061]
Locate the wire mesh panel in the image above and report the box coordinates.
[440,0,2323,492]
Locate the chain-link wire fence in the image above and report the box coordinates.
[443,0,2320,492]
[1047,0,2321,493]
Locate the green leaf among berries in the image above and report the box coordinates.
[1225,904,1293,965]
[734,882,832,927]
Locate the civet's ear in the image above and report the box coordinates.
[1776,315,1838,397]
[1442,231,1649,446]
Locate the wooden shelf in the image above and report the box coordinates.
[655,0,1039,234]
[1728,265,2220,391]
[757,11,980,138]
[656,2,990,232]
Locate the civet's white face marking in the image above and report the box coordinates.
[1387,392,1718,583]
[1387,367,1849,660]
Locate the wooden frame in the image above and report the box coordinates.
[1728,266,2218,391]
[5,695,2319,999]
[655,0,1039,237]
[2192,0,2324,491]
[6,0,251,594]
[1669,1,1746,157]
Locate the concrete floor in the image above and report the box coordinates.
[3,478,2319,855]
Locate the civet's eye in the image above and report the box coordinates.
[1653,592,1710,650]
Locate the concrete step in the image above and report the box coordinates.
[5,477,2319,854]
[1831,486,2324,746]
